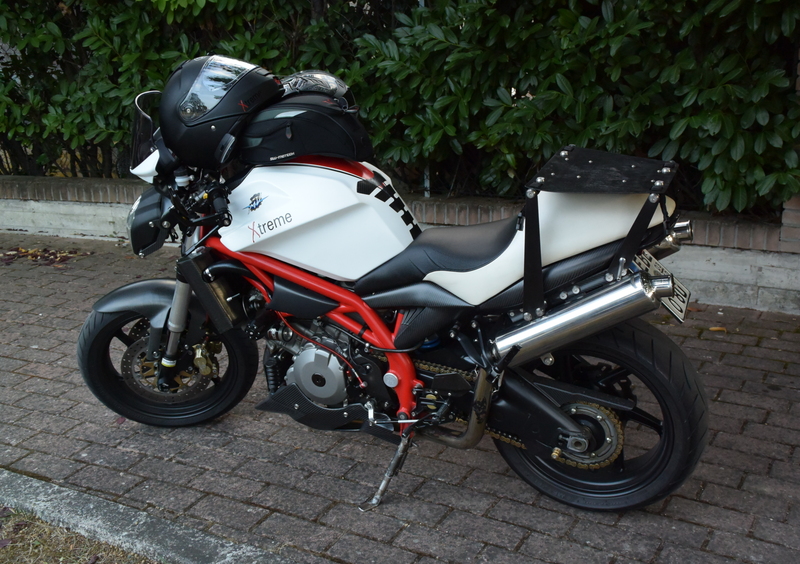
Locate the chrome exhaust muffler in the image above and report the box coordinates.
[492,273,673,367]
[648,220,693,260]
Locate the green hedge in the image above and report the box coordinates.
[1,0,798,211]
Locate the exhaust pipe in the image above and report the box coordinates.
[492,273,673,367]
[648,220,693,260]
[419,367,491,449]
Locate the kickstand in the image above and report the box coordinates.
[358,432,412,511]
[359,401,451,511]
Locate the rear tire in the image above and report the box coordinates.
[495,319,707,511]
[77,310,258,427]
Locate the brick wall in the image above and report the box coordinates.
[2,174,799,254]
[780,195,800,253]
[407,193,796,255]
[688,212,782,252]
[0,176,142,205]
[407,197,520,226]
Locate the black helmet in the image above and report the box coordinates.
[159,55,283,169]
[281,70,356,109]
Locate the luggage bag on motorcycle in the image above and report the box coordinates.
[238,93,373,164]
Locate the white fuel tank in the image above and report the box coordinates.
[219,158,419,280]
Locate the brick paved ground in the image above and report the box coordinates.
[1,232,799,564]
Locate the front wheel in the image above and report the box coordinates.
[77,310,258,427]
[495,319,708,511]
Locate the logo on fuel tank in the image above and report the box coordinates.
[248,213,293,242]
[245,193,267,212]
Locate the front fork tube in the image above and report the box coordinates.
[157,278,192,390]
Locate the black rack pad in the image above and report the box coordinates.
[530,147,676,194]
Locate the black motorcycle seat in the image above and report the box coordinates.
[354,216,519,295]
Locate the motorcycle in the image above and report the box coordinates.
[77,55,707,512]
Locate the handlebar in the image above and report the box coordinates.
[212,195,227,214]
[212,195,232,227]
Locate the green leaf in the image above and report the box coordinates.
[648,138,669,158]
[609,36,625,57]
[434,96,457,110]
[427,24,445,41]
[731,184,747,211]
[754,133,766,154]
[662,140,680,161]
[486,107,504,127]
[669,118,690,140]
[782,10,797,36]
[715,187,731,211]
[601,0,614,22]
[786,149,799,169]
[756,174,778,196]
[386,40,399,60]
[704,0,728,15]
[682,89,698,108]
[711,137,729,156]
[396,13,413,27]
[767,130,783,148]
[45,21,61,37]
[603,95,614,115]
[555,74,573,98]
[496,87,512,106]
[719,0,743,18]
[730,135,745,161]
[698,152,714,170]
[740,107,755,129]
[575,101,585,122]
[756,108,769,126]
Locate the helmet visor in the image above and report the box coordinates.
[131,90,161,170]
[178,56,256,123]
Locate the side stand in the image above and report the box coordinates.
[358,432,412,511]
[359,401,450,511]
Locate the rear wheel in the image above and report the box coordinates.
[495,319,707,511]
[77,310,258,427]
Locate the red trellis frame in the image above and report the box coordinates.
[205,236,423,419]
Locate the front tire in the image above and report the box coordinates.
[77,310,258,427]
[495,319,708,511]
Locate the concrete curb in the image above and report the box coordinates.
[661,245,800,313]
[0,469,302,564]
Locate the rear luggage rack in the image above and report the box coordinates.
[520,146,678,321]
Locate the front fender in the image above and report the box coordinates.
[94,279,178,328]
[93,279,207,343]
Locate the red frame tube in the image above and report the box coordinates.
[205,236,422,418]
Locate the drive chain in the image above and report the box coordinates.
[377,355,624,467]
[373,353,475,382]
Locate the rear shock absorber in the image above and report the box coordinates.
[264,355,282,394]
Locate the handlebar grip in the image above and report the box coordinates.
[212,196,232,227]
[212,196,227,213]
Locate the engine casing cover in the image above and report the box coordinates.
[285,343,347,405]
